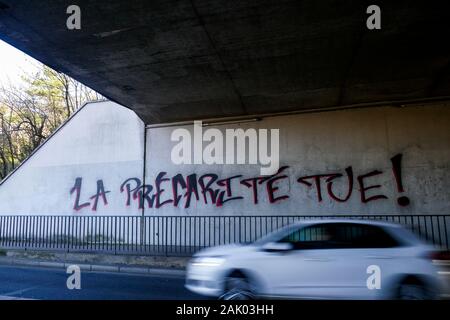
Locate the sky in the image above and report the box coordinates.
[0,39,40,86]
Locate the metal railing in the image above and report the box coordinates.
[0,215,449,256]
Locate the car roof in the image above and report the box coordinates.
[251,217,425,246]
[289,218,402,229]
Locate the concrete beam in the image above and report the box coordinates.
[0,0,449,123]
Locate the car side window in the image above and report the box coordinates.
[279,223,399,249]
[279,225,334,249]
[333,224,399,248]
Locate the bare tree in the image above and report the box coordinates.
[0,63,103,179]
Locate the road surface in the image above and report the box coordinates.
[0,264,205,300]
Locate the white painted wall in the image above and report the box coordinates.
[0,101,145,215]
[0,100,448,217]
[144,102,450,216]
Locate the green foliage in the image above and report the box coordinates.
[0,63,102,179]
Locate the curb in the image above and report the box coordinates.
[119,266,148,274]
[0,257,185,277]
[0,295,35,300]
[91,264,119,272]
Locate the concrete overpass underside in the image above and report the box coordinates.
[0,0,449,124]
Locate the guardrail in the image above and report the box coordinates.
[0,215,448,256]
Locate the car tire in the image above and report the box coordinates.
[219,273,255,300]
[397,279,435,300]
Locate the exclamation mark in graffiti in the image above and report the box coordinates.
[391,154,410,207]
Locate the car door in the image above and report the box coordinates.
[318,223,405,299]
[254,223,342,298]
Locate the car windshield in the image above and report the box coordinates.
[253,224,300,245]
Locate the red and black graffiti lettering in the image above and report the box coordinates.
[70,154,410,212]
[70,177,91,211]
[71,177,110,211]
[297,153,408,205]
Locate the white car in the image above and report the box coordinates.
[185,219,446,299]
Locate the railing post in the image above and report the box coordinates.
[114,216,117,255]
[140,215,144,253]
[165,216,168,256]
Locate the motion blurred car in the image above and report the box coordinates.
[185,219,447,299]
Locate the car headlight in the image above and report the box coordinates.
[191,256,225,267]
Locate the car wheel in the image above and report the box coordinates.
[219,274,255,300]
[397,281,434,300]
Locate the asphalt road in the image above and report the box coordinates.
[0,264,205,300]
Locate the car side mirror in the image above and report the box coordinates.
[262,242,293,252]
